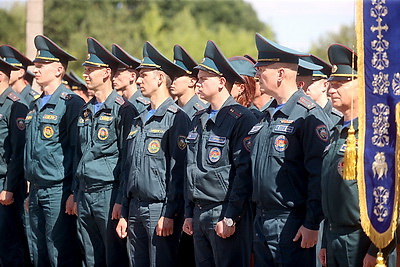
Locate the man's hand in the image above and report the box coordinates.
[156,216,174,237]
[183,218,193,235]
[65,194,75,215]
[318,248,327,266]
[0,190,14,205]
[293,225,318,248]
[363,253,377,267]
[215,220,235,239]
[116,218,128,239]
[111,203,122,220]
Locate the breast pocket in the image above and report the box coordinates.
[145,131,164,158]
[206,135,229,166]
[269,124,295,159]
[95,119,115,144]
[39,114,61,141]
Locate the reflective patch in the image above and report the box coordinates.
[208,147,221,163]
[43,114,58,120]
[274,135,288,152]
[177,135,187,150]
[149,129,165,134]
[16,118,26,130]
[128,129,138,137]
[337,158,344,177]
[97,127,109,140]
[280,119,294,124]
[315,125,329,142]
[43,126,54,138]
[208,135,226,144]
[78,117,85,124]
[187,131,198,141]
[99,115,113,121]
[248,124,263,135]
[148,140,161,153]
[273,124,294,134]
[243,136,251,152]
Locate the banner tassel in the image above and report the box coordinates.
[375,251,386,267]
[343,124,357,180]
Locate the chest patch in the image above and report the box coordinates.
[273,124,294,134]
[274,135,289,152]
[98,127,109,140]
[208,135,226,144]
[43,125,54,138]
[187,131,198,141]
[208,147,221,163]
[249,124,263,135]
[148,140,161,153]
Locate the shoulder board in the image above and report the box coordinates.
[60,92,72,100]
[331,107,343,117]
[228,107,243,119]
[7,92,20,102]
[167,105,178,113]
[115,96,125,105]
[29,90,40,97]
[297,96,316,110]
[195,102,204,110]
[194,108,207,116]
[137,96,150,105]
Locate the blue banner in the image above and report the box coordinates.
[357,0,400,249]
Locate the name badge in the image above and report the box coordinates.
[208,135,226,144]
[249,124,263,135]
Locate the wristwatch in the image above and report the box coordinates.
[224,217,235,227]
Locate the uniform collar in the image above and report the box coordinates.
[182,94,206,114]
[130,89,142,103]
[278,89,304,116]
[41,83,69,107]
[20,84,32,99]
[139,97,175,123]
[0,86,14,104]
[86,89,120,114]
[202,95,237,127]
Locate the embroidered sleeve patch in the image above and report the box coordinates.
[177,135,187,150]
[16,118,26,130]
[315,125,329,142]
[243,136,251,152]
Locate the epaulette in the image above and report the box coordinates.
[167,105,178,113]
[228,107,243,119]
[7,92,20,102]
[29,90,40,99]
[195,102,204,111]
[297,96,316,110]
[137,96,150,105]
[331,107,343,117]
[60,92,72,100]
[115,96,125,105]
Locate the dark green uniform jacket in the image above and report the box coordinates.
[25,84,85,187]
[185,96,257,221]
[129,89,150,114]
[75,91,137,196]
[19,85,40,106]
[251,90,330,230]
[0,87,28,192]
[180,94,207,120]
[122,97,190,219]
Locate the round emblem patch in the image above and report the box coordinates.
[208,147,221,163]
[148,140,161,153]
[274,135,288,152]
[16,118,26,131]
[43,126,54,138]
[177,135,187,150]
[337,158,344,177]
[98,127,109,140]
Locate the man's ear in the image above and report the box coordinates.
[297,80,305,89]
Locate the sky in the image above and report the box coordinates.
[244,0,355,52]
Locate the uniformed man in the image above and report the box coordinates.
[170,44,207,120]
[66,71,90,103]
[250,33,331,267]
[243,55,272,119]
[112,43,150,113]
[24,35,85,266]
[301,55,343,127]
[182,40,257,267]
[0,45,40,105]
[116,41,190,267]
[296,59,323,91]
[0,58,30,266]
[318,44,395,267]
[74,37,137,266]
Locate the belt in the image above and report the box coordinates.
[328,223,362,234]
[80,181,118,193]
[193,199,223,210]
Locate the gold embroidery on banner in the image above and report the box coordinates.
[392,73,400,95]
[371,103,390,147]
[373,186,389,222]
[372,152,388,180]
[370,0,389,71]
[372,72,390,95]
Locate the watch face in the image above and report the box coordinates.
[225,218,234,227]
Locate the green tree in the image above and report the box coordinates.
[0,4,26,51]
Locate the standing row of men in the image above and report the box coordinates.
[0,32,395,267]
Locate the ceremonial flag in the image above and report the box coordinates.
[357,0,400,249]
